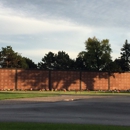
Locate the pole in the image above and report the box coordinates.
[108,71,110,91]
[80,71,82,91]
[15,69,17,90]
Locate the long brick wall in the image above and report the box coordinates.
[0,69,130,91]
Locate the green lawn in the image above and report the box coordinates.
[0,91,60,100]
[0,91,129,100]
[0,123,129,130]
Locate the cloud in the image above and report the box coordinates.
[17,48,78,63]
[1,0,129,36]
[0,3,92,35]
[0,0,130,63]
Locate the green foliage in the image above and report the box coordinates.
[0,46,26,68]
[0,46,37,69]
[119,40,130,71]
[54,51,74,70]
[75,51,89,70]
[23,57,37,69]
[79,37,112,71]
[103,40,130,72]
[38,51,75,70]
[38,52,56,70]
[1,38,130,72]
[102,59,122,72]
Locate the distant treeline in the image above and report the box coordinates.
[0,37,130,72]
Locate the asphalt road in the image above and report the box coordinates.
[0,95,130,126]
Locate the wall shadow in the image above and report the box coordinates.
[15,69,49,91]
[2,69,130,92]
[11,69,110,91]
[81,71,109,91]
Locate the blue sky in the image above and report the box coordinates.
[0,0,130,63]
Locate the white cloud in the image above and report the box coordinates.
[0,0,129,63]
[18,49,78,63]
[0,4,92,35]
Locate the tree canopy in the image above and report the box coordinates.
[83,37,112,71]
[0,46,37,69]
[120,40,130,71]
[38,51,75,70]
[113,40,130,71]
[0,38,130,72]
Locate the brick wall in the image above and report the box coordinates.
[110,72,130,90]
[0,69,130,91]
[17,70,49,90]
[81,72,108,90]
[50,71,80,90]
[0,69,16,90]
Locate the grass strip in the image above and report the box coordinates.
[0,91,60,100]
[0,122,130,130]
[0,91,129,100]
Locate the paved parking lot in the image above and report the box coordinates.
[0,95,130,126]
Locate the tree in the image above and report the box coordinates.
[0,46,27,68]
[75,51,89,70]
[0,46,36,69]
[119,40,130,71]
[23,57,37,69]
[84,37,112,71]
[102,59,122,72]
[38,51,75,70]
[38,52,56,70]
[54,51,74,70]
